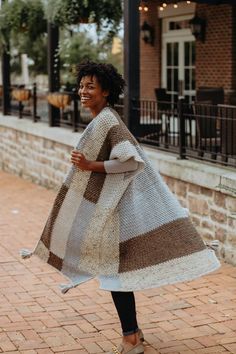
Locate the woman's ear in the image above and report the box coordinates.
[103,90,109,98]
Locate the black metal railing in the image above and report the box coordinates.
[2,88,236,167]
[131,99,236,167]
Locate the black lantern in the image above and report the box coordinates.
[189,15,206,42]
[140,21,154,45]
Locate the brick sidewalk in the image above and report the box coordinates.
[0,170,236,354]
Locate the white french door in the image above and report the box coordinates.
[162,17,196,104]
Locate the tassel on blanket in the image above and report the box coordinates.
[59,283,75,294]
[20,249,33,259]
[205,240,220,251]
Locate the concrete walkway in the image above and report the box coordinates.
[0,170,236,354]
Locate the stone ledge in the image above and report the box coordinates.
[1,114,236,197]
[0,114,80,147]
[145,146,236,197]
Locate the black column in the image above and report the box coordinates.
[1,44,11,115]
[47,22,60,126]
[123,0,140,134]
[1,0,11,115]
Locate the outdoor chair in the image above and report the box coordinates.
[155,88,172,111]
[217,104,236,158]
[193,102,221,156]
[193,87,224,157]
[196,87,224,105]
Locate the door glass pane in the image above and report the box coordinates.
[174,69,178,92]
[192,69,195,90]
[167,43,172,66]
[192,42,196,65]
[184,42,190,66]
[185,69,190,90]
[167,69,172,91]
[174,42,179,66]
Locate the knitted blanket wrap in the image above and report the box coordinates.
[29,107,220,291]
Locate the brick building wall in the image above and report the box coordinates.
[140,1,161,100]
[196,4,236,102]
[140,2,236,103]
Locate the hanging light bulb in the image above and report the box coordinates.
[144,5,149,11]
[159,5,164,11]
[187,0,191,4]
[139,4,143,11]
[173,1,178,8]
[163,2,167,7]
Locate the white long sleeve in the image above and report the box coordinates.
[104,158,138,174]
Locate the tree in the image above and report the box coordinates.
[59,29,123,88]
[59,30,100,86]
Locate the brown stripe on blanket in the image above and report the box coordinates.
[48,251,63,271]
[41,184,68,249]
[119,217,206,273]
[84,132,111,204]
[83,172,107,203]
[107,122,138,149]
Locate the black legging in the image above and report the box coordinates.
[111,291,139,336]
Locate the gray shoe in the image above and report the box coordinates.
[138,329,144,342]
[109,342,144,354]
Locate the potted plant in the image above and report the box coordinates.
[12,88,31,102]
[47,92,71,109]
[0,0,46,46]
[46,0,122,36]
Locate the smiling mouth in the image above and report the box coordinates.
[81,97,90,102]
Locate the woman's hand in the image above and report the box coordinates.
[70,150,106,173]
[70,150,91,171]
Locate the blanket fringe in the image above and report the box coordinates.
[59,283,75,294]
[205,240,220,251]
[20,249,33,259]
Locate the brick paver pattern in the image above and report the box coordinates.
[0,170,236,354]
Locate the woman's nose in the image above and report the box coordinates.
[79,87,87,95]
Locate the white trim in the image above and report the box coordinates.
[158,1,196,18]
[162,14,195,35]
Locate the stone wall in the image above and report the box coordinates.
[0,126,72,189]
[1,116,236,266]
[163,175,236,265]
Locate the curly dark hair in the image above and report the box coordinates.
[76,61,126,106]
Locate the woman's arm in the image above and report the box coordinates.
[71,150,138,173]
[104,159,138,173]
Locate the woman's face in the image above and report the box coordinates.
[78,75,109,117]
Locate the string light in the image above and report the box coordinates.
[158,1,190,12]
[139,1,148,12]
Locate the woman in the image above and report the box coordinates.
[21,61,220,354]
